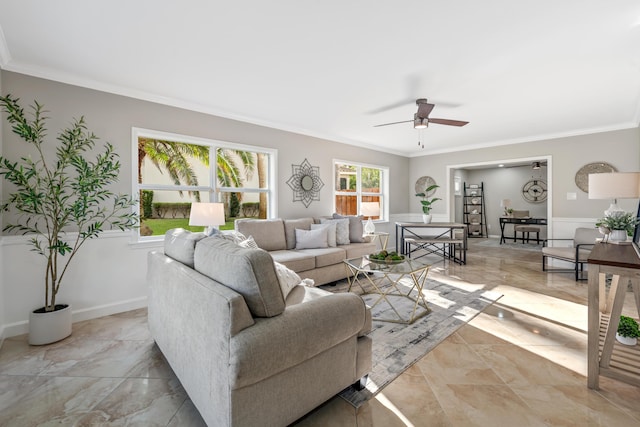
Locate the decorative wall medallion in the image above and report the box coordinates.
[522,179,547,203]
[286,158,324,208]
[415,176,437,196]
[574,162,617,193]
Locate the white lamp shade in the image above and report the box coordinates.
[189,202,226,226]
[500,199,512,208]
[588,173,640,199]
[361,202,380,217]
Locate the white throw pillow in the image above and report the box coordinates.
[273,261,302,298]
[295,227,329,249]
[320,218,350,245]
[311,223,337,247]
[237,235,259,249]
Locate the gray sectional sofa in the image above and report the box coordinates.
[148,229,372,427]
[235,217,377,286]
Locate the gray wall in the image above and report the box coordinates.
[1,71,411,222]
[465,166,548,238]
[411,128,640,220]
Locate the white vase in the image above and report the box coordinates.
[29,304,72,345]
[422,214,432,224]
[616,332,637,346]
[609,229,627,243]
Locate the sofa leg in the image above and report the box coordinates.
[353,375,368,391]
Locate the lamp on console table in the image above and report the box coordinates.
[588,172,640,217]
[589,172,640,243]
[189,202,226,235]
[500,199,512,216]
[361,202,380,235]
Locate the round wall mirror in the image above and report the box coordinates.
[300,175,314,191]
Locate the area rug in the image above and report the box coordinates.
[323,276,502,408]
[474,237,542,252]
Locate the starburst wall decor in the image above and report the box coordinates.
[286,158,324,208]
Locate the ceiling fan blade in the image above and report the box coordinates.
[428,118,469,127]
[366,98,415,115]
[373,119,413,127]
[416,102,435,118]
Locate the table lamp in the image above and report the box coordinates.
[588,172,640,217]
[189,202,226,235]
[500,199,512,216]
[361,202,380,234]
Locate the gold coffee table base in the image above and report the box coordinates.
[344,257,431,324]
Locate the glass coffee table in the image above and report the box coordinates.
[343,256,432,324]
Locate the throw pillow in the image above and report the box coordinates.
[332,213,365,243]
[273,261,302,298]
[320,218,350,245]
[295,227,329,249]
[215,230,248,245]
[311,223,337,247]
[238,235,259,249]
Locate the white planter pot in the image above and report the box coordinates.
[615,332,637,346]
[422,214,432,224]
[29,304,72,345]
[609,230,627,243]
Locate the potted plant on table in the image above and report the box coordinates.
[415,184,441,224]
[616,315,640,346]
[0,95,139,345]
[595,211,639,243]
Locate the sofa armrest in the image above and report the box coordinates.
[229,292,367,389]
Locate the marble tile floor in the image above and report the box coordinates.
[2,238,640,426]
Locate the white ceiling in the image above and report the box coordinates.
[1,1,640,157]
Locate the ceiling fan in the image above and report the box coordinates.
[374,98,469,129]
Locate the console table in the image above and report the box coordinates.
[587,243,640,389]
[499,217,547,244]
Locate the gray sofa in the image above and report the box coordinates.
[235,217,377,286]
[148,229,372,427]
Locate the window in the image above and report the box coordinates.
[333,160,388,221]
[133,128,276,238]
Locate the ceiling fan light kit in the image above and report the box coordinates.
[375,98,468,147]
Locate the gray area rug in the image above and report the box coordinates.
[323,276,502,408]
[474,237,542,252]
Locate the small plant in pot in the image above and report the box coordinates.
[415,184,441,224]
[0,95,138,345]
[616,315,640,346]
[595,211,639,243]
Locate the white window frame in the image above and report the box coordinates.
[332,159,389,222]
[132,127,278,241]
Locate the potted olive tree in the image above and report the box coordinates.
[416,184,441,223]
[0,95,138,345]
[616,315,640,346]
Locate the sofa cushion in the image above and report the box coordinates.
[298,247,347,268]
[194,237,285,318]
[311,223,337,247]
[269,250,316,273]
[164,228,207,268]
[295,228,329,249]
[235,219,287,251]
[283,218,314,249]
[340,241,378,259]
[333,214,365,243]
[320,218,350,245]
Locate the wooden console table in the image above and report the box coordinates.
[587,243,640,389]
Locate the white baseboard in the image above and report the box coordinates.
[2,296,148,339]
